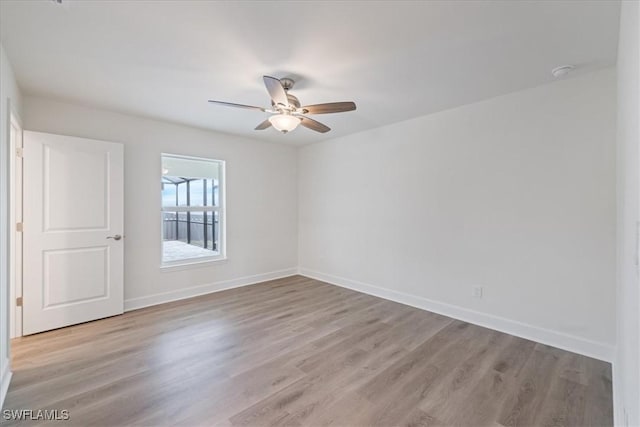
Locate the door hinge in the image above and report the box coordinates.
[16,147,23,158]
[16,297,22,307]
[16,222,23,232]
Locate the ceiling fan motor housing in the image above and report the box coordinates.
[286,94,301,108]
[280,78,295,91]
[277,78,300,109]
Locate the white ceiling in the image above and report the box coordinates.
[0,0,620,145]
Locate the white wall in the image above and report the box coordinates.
[299,68,617,361]
[0,44,23,408]
[615,1,640,425]
[23,96,298,309]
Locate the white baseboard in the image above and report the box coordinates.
[124,268,298,311]
[299,268,614,362]
[612,360,631,427]
[1,363,12,410]
[612,362,622,426]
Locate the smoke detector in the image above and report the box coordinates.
[551,65,575,78]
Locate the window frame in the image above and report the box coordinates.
[159,153,226,268]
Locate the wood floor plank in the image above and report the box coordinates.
[3,275,613,427]
[417,330,513,424]
[583,357,614,427]
[429,335,537,427]
[534,377,588,427]
[497,348,565,427]
[358,321,475,404]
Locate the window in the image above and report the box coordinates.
[161,154,225,266]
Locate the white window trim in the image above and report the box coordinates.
[161,206,220,213]
[159,153,226,268]
[160,254,227,270]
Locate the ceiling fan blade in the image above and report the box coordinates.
[300,116,331,133]
[254,119,272,130]
[302,102,356,114]
[208,100,265,111]
[263,76,289,107]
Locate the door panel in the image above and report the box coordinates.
[44,247,108,307]
[44,144,109,231]
[23,131,124,335]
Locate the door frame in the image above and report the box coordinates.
[9,103,23,338]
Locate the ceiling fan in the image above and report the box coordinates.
[208,76,356,134]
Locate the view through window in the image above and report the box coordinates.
[161,154,225,265]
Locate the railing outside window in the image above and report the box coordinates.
[161,154,225,265]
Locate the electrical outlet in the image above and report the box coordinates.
[473,286,483,298]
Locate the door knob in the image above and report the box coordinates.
[106,235,122,241]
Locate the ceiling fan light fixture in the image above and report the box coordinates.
[208,75,355,134]
[269,114,301,133]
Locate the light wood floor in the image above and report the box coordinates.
[4,276,612,426]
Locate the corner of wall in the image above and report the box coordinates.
[0,42,24,410]
[614,0,640,424]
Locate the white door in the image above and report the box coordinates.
[23,131,124,335]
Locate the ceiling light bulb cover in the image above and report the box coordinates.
[268,114,301,133]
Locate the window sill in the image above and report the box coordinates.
[160,256,228,272]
